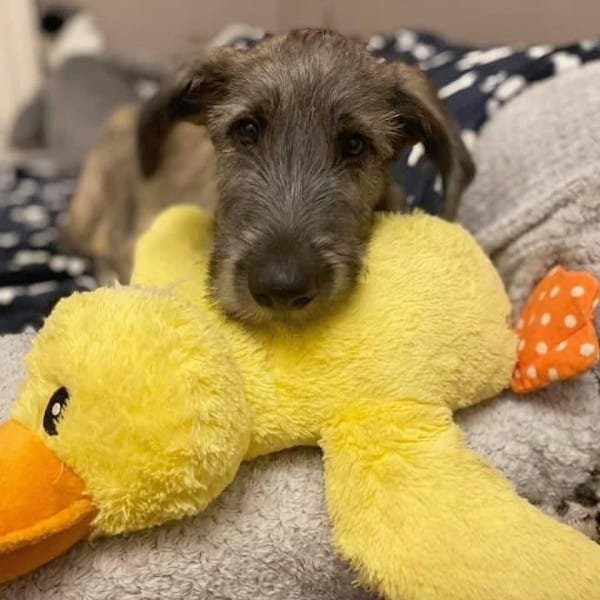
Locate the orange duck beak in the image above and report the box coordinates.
[0,420,97,583]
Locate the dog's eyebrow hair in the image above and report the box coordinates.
[338,112,370,131]
[336,112,387,147]
[213,101,263,129]
[221,108,272,139]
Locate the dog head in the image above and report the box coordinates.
[137,29,474,323]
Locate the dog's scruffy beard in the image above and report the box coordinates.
[207,233,364,325]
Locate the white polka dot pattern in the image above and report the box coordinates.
[580,344,596,357]
[571,286,585,298]
[511,265,600,393]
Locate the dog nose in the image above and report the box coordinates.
[248,257,317,310]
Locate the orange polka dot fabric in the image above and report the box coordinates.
[511,266,600,393]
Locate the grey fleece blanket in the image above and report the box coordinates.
[2,62,600,599]
[459,60,600,523]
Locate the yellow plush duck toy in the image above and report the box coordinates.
[2,205,600,598]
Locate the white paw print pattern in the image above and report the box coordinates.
[0,169,97,332]
[10,205,50,229]
[0,232,19,249]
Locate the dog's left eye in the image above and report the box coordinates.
[231,118,260,146]
[340,133,367,159]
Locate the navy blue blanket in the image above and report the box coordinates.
[1,30,599,333]
[0,167,94,333]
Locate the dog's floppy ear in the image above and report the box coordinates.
[137,49,236,177]
[388,62,475,220]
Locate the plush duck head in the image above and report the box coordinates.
[2,206,600,599]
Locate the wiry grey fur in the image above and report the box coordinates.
[138,29,473,323]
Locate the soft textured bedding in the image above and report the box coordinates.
[1,28,598,334]
[458,60,600,528]
[0,167,94,333]
[0,166,94,333]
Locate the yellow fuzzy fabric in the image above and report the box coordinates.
[8,205,600,598]
[13,288,251,536]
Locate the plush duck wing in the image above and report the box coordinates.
[321,397,600,600]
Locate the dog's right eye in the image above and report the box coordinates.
[340,133,367,159]
[231,118,260,147]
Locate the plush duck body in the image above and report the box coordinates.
[2,206,600,599]
[132,207,516,457]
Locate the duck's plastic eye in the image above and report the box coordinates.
[43,387,70,436]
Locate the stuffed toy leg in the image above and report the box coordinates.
[323,398,600,599]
